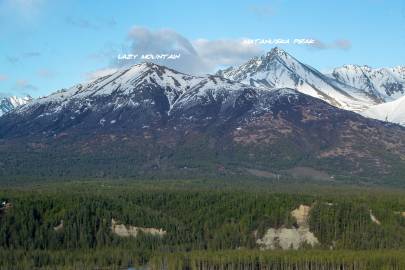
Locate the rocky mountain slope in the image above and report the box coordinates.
[0,95,32,116]
[1,62,405,184]
[331,65,405,102]
[216,48,380,112]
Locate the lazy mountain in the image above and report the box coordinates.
[0,54,405,185]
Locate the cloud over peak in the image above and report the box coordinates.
[309,39,352,50]
[113,26,263,75]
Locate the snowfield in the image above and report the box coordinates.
[361,95,405,126]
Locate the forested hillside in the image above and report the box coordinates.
[2,181,405,269]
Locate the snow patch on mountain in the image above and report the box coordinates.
[15,62,205,116]
[361,95,405,126]
[331,65,405,101]
[0,95,32,116]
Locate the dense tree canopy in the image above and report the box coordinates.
[1,181,405,269]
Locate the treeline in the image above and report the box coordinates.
[0,248,141,270]
[149,250,405,270]
[3,249,405,270]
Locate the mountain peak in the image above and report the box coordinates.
[112,61,194,83]
[217,48,378,111]
[133,61,169,72]
[267,47,287,56]
[262,47,291,62]
[121,61,169,77]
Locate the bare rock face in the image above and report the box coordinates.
[291,204,311,228]
[256,204,319,250]
[110,219,166,238]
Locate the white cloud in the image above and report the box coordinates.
[13,79,38,93]
[85,68,118,82]
[111,26,263,75]
[249,4,274,19]
[37,68,56,79]
[0,0,45,20]
[193,38,263,67]
[309,39,352,50]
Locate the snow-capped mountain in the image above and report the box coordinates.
[216,47,380,112]
[1,60,405,182]
[0,95,32,116]
[0,62,263,136]
[361,95,405,126]
[16,62,202,116]
[331,65,405,102]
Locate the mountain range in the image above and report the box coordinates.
[0,48,404,185]
[331,65,405,101]
[217,48,405,113]
[3,48,404,125]
[0,95,32,116]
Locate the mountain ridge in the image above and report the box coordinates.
[217,48,401,112]
[0,95,32,116]
[1,60,405,184]
[331,64,405,101]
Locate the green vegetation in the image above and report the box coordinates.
[1,181,405,269]
[1,131,405,187]
[150,250,405,270]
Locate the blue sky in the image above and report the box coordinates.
[0,0,404,97]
